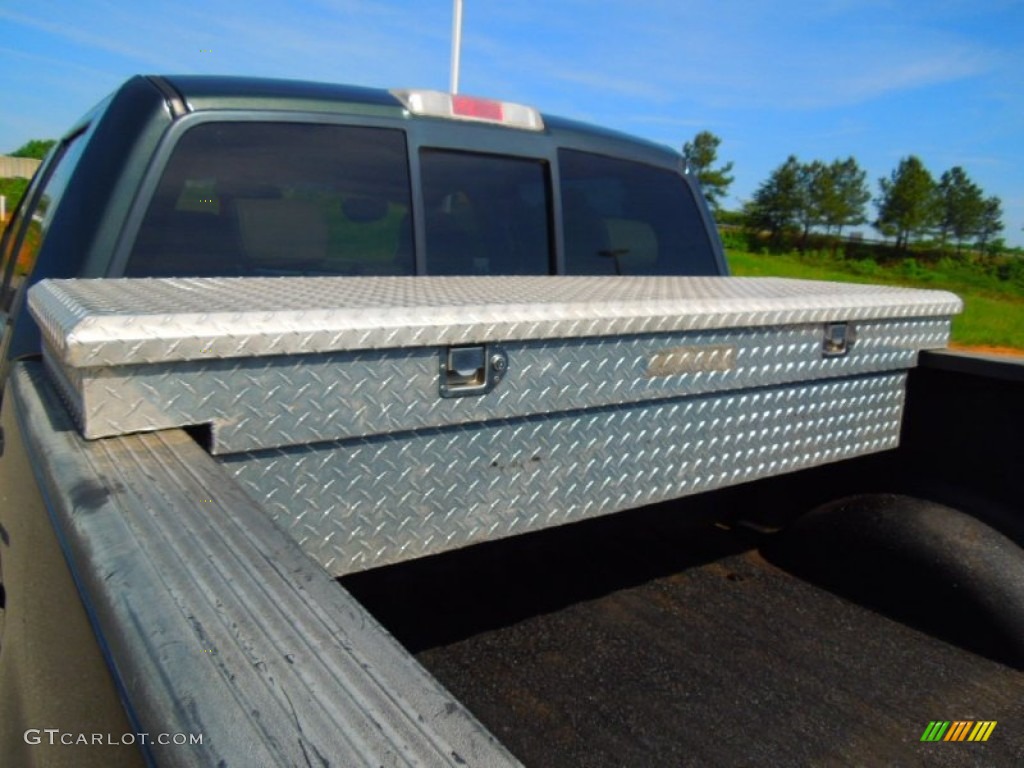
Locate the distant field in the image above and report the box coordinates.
[726,249,1024,352]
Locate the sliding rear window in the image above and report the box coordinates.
[419,150,552,275]
[126,122,414,277]
[558,149,717,276]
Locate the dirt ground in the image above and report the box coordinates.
[950,342,1024,358]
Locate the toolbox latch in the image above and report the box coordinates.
[823,322,854,357]
[440,345,508,397]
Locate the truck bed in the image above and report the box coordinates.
[343,351,1024,767]
[5,346,1022,767]
[11,277,1019,765]
[346,499,1024,767]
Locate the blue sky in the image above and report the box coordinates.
[2,0,1023,246]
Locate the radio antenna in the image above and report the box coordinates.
[450,0,464,94]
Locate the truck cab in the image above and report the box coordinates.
[0,75,725,378]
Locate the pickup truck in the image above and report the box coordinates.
[1,75,1021,768]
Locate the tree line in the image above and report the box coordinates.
[682,131,1006,255]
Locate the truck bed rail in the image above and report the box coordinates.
[12,362,519,767]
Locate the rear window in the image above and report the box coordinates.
[126,122,414,277]
[127,123,715,279]
[558,149,717,276]
[419,150,552,275]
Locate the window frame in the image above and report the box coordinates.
[0,148,61,317]
[0,127,91,314]
[0,127,91,391]
[111,109,725,279]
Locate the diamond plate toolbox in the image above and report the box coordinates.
[30,275,961,573]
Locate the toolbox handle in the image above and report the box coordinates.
[823,322,855,357]
[439,345,508,397]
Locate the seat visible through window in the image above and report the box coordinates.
[235,198,328,269]
[125,122,415,278]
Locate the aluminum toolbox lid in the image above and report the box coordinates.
[29,275,962,368]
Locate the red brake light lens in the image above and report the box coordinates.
[451,95,504,122]
[391,89,544,131]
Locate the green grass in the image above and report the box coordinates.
[727,249,1024,351]
[950,294,1024,349]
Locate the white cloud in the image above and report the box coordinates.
[0,8,174,68]
[547,68,676,103]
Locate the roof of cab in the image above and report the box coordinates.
[160,75,402,113]
[154,75,678,163]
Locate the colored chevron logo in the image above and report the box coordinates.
[920,721,997,742]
